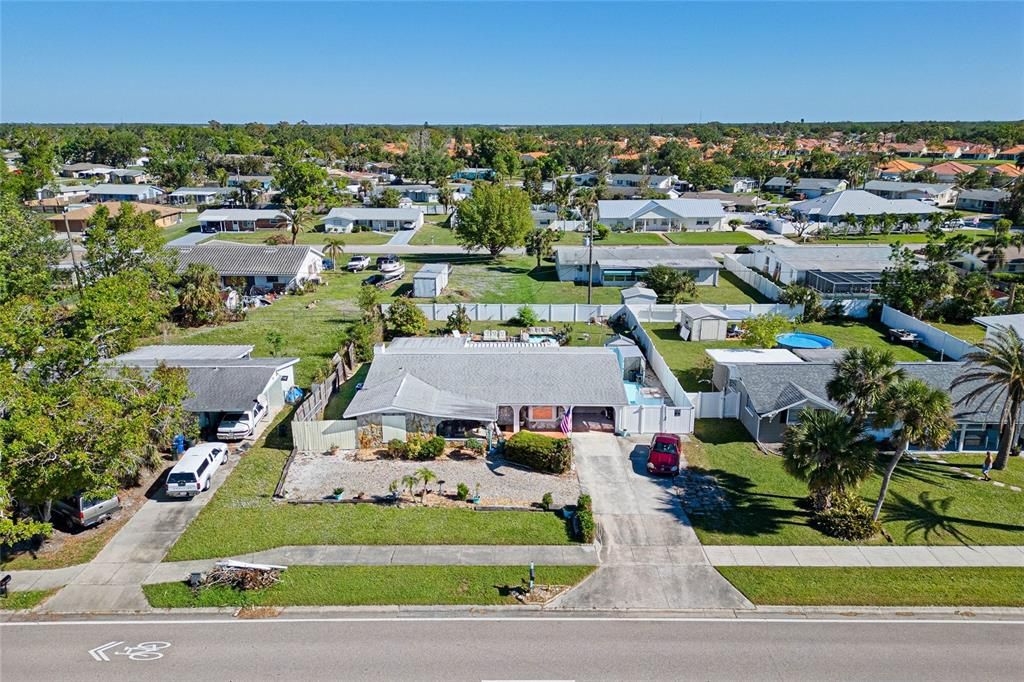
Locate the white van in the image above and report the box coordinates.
[216,398,268,441]
[165,443,229,498]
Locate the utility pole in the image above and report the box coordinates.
[61,207,84,296]
[586,208,594,304]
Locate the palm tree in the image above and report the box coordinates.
[438,184,454,215]
[871,379,956,521]
[860,214,879,237]
[782,410,876,510]
[554,177,574,220]
[283,202,313,245]
[953,327,1024,470]
[827,347,904,425]
[841,212,857,238]
[239,179,261,208]
[401,474,420,500]
[177,262,222,326]
[324,237,345,270]
[879,212,897,237]
[416,467,437,502]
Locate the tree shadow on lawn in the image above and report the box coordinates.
[881,491,1024,545]
[682,466,810,539]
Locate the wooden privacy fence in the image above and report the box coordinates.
[293,343,358,423]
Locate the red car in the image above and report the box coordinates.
[646,433,681,476]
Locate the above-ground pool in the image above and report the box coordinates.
[775,332,835,350]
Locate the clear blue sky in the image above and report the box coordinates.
[2,1,1022,123]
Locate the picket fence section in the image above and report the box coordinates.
[880,305,980,360]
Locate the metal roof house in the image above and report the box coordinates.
[87,183,164,203]
[863,180,958,206]
[324,207,424,233]
[198,208,291,233]
[597,199,726,233]
[555,246,722,287]
[743,244,898,294]
[111,345,298,430]
[172,242,324,292]
[344,337,631,444]
[169,186,235,206]
[764,177,846,198]
[790,190,941,224]
[711,354,1013,450]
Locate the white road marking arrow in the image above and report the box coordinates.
[88,641,124,662]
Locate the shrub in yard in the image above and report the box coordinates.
[464,438,485,456]
[387,439,406,458]
[402,435,423,460]
[504,431,572,474]
[576,494,592,512]
[574,493,595,542]
[811,494,880,541]
[541,492,554,510]
[456,482,470,501]
[513,305,540,327]
[417,435,446,460]
[594,223,611,241]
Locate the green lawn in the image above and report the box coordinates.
[144,565,595,608]
[556,231,668,246]
[165,446,576,561]
[410,222,460,246]
[322,364,369,420]
[664,231,761,246]
[161,215,201,244]
[426,321,615,347]
[1,516,127,570]
[0,589,55,610]
[645,318,931,391]
[929,321,987,344]
[718,567,1024,607]
[814,229,994,245]
[216,229,392,246]
[686,420,1024,546]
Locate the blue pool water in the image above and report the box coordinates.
[624,382,664,406]
[775,332,835,350]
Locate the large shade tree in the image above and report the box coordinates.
[453,183,532,257]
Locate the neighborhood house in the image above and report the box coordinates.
[172,242,324,292]
[555,245,722,286]
[742,244,896,295]
[47,201,183,232]
[324,207,424,233]
[87,183,164,203]
[198,208,291,232]
[790,189,941,224]
[596,199,726,233]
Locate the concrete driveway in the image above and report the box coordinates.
[554,432,751,610]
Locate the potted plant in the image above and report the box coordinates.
[328,445,341,456]
[471,483,481,504]
[388,479,400,501]
[332,487,345,501]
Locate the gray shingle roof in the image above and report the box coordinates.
[791,190,941,218]
[87,184,162,197]
[729,361,1007,423]
[115,344,254,361]
[958,188,1010,202]
[345,338,628,418]
[597,199,725,220]
[172,242,323,277]
[863,180,955,194]
[344,372,497,420]
[557,246,721,270]
[752,244,895,272]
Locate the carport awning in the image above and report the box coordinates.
[344,372,498,421]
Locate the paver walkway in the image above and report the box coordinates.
[553,433,752,610]
[705,545,1024,567]
[34,456,239,614]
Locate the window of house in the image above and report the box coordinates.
[386,220,396,228]
[696,219,710,226]
[266,276,279,283]
[529,405,556,421]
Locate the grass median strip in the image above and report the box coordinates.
[144,565,595,607]
[717,567,1024,607]
[0,589,56,610]
[166,447,576,561]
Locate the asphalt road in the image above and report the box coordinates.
[3,616,1022,681]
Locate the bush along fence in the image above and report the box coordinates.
[880,305,981,360]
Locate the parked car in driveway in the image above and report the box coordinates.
[347,256,370,272]
[646,433,681,476]
[52,493,121,528]
[216,398,268,441]
[165,443,229,498]
[750,218,771,229]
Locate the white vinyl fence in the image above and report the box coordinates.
[722,254,783,301]
[687,391,741,419]
[880,305,980,360]
[387,302,803,324]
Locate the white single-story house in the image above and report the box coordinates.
[973,313,1024,340]
[169,186,236,206]
[743,244,897,294]
[956,188,1011,214]
[343,337,632,444]
[790,190,941,225]
[764,177,846,198]
[607,173,677,190]
[198,209,291,232]
[721,177,758,193]
[412,263,452,298]
[108,169,150,184]
[324,207,424,233]
[61,162,113,179]
[36,184,94,201]
[597,199,726,233]
[227,174,274,190]
[111,344,297,431]
[863,180,958,207]
[956,245,1024,274]
[555,246,722,287]
[374,184,440,203]
[87,184,164,203]
[173,242,324,292]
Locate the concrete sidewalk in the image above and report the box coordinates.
[705,545,1024,567]
[145,544,599,584]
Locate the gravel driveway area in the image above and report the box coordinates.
[284,451,581,507]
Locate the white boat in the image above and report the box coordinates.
[380,260,405,276]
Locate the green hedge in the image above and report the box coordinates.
[504,431,573,474]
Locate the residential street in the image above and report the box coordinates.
[2,616,1021,681]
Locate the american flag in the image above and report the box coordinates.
[559,407,573,435]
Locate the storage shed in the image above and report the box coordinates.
[413,263,452,298]
[678,304,753,341]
